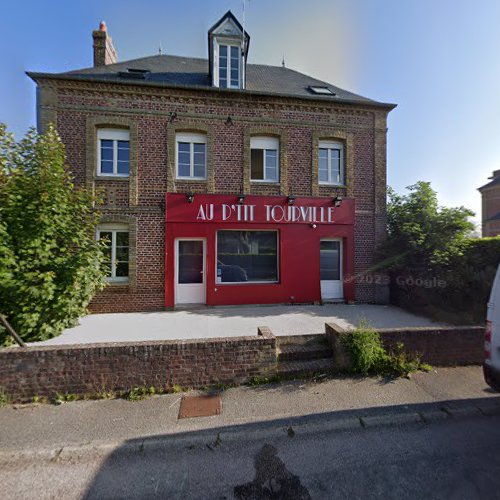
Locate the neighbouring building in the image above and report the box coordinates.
[27,11,396,312]
[479,170,500,237]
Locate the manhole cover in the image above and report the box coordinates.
[178,394,222,419]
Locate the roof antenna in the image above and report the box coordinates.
[242,0,249,52]
[282,54,286,68]
[158,42,163,55]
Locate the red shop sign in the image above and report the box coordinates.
[166,193,354,225]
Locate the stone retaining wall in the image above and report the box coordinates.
[0,323,485,402]
[0,327,277,402]
[326,323,484,367]
[378,326,484,366]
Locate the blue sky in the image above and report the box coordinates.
[1,0,499,224]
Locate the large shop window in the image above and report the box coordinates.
[216,231,278,283]
[250,136,279,182]
[97,129,130,177]
[97,226,129,282]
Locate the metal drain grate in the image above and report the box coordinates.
[178,394,222,419]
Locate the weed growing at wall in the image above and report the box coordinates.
[341,323,430,378]
[0,387,9,406]
[341,323,388,375]
[54,392,79,405]
[123,386,158,401]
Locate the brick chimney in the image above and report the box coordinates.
[92,21,117,67]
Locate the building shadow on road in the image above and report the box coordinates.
[82,396,500,499]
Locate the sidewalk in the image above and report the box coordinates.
[0,366,498,456]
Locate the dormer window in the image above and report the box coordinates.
[218,44,240,89]
[208,11,250,90]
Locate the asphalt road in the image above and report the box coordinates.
[2,413,500,499]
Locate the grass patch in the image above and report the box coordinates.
[123,387,147,401]
[246,370,332,387]
[13,384,185,406]
[0,387,10,406]
[123,386,160,401]
[53,392,81,405]
[94,390,117,400]
[247,374,282,387]
[32,394,50,404]
[341,322,431,378]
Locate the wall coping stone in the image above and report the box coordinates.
[0,333,276,356]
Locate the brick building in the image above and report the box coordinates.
[27,11,396,312]
[479,170,500,237]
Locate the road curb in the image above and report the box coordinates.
[419,409,449,423]
[0,403,498,464]
[477,401,500,416]
[360,412,423,428]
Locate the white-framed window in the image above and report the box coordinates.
[216,230,279,284]
[176,132,207,180]
[218,42,241,89]
[97,225,129,282]
[250,136,279,182]
[97,129,130,177]
[318,140,344,185]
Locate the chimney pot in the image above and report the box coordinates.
[93,21,117,66]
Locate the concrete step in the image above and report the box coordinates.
[277,333,327,346]
[278,344,333,362]
[277,358,334,377]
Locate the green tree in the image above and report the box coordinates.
[375,182,498,323]
[0,124,106,344]
[379,182,475,272]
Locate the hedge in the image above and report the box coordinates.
[390,237,500,324]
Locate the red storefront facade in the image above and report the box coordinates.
[165,193,355,308]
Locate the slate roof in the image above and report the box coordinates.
[27,54,395,109]
[478,175,500,191]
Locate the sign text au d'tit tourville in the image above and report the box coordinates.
[195,203,338,224]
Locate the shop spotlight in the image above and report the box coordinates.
[287,195,296,206]
[310,223,317,229]
[186,192,195,203]
[237,194,246,205]
[333,195,343,207]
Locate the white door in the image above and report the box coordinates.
[175,239,206,305]
[320,239,343,300]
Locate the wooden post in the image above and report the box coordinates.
[0,314,26,348]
